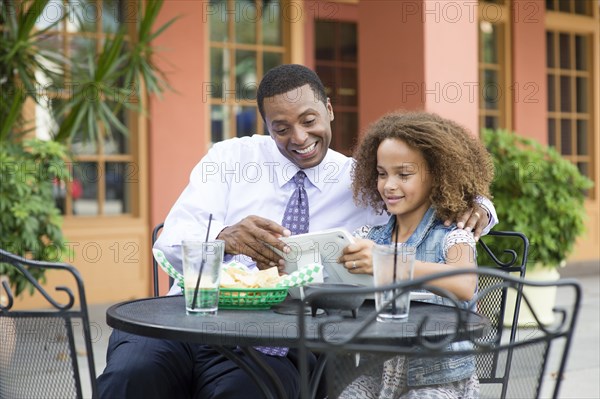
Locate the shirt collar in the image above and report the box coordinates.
[269,140,335,192]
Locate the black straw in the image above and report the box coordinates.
[191,214,213,310]
[392,219,399,315]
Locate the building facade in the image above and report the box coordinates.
[15,0,599,305]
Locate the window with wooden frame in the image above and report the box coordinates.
[34,0,138,216]
[546,1,598,195]
[314,19,358,156]
[478,0,511,131]
[209,0,289,142]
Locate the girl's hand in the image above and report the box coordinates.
[338,238,375,275]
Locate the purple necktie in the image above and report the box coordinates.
[281,171,310,235]
[254,172,310,357]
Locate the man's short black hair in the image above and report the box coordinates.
[257,64,327,122]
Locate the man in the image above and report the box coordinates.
[97,64,496,398]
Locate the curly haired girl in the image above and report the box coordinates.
[338,110,494,399]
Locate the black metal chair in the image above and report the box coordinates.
[297,267,581,399]
[476,230,529,398]
[151,222,174,297]
[0,249,97,398]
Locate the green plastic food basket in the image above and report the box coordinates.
[218,287,288,309]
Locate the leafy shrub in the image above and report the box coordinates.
[0,139,70,296]
[483,129,593,268]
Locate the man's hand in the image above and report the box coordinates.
[445,203,490,241]
[216,215,291,270]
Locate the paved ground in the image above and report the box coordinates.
[81,265,599,398]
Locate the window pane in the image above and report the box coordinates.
[548,118,556,147]
[236,106,257,137]
[73,162,99,216]
[560,76,571,112]
[559,33,570,69]
[71,37,96,65]
[315,21,335,60]
[577,162,589,178]
[315,65,335,98]
[69,0,98,32]
[262,0,282,45]
[546,31,555,68]
[339,68,357,106]
[340,23,357,62]
[575,35,587,71]
[105,110,129,154]
[235,50,257,100]
[72,131,98,155]
[53,179,67,215]
[210,0,228,42]
[574,0,589,15]
[36,0,64,30]
[263,52,283,75]
[235,0,257,44]
[481,23,498,64]
[105,162,129,215]
[103,104,130,152]
[558,0,571,13]
[576,77,588,113]
[210,47,226,99]
[576,120,588,155]
[560,119,572,155]
[547,74,556,112]
[484,116,498,130]
[483,70,500,110]
[331,112,358,156]
[211,105,229,142]
[103,0,126,33]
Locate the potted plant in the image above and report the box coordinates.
[482,129,593,325]
[0,0,174,298]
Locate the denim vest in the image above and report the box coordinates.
[367,207,476,386]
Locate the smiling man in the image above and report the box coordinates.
[97,64,496,399]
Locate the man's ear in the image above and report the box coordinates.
[326,98,335,121]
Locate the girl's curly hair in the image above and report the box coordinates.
[352,111,494,222]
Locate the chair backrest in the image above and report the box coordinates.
[297,268,581,399]
[0,249,97,399]
[152,222,174,297]
[475,230,529,397]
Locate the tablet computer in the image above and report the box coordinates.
[275,228,375,288]
[271,229,436,301]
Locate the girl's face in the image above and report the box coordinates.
[376,138,433,219]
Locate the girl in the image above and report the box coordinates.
[339,111,495,398]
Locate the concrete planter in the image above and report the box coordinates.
[504,265,561,327]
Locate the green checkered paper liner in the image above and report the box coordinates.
[152,248,323,289]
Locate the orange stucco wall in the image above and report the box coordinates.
[512,0,547,143]
[149,2,209,228]
[359,0,426,133]
[359,1,478,136]
[423,1,479,136]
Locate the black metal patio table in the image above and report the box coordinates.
[106,295,489,398]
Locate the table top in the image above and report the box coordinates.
[106,295,489,348]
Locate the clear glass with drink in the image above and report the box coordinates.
[372,244,416,322]
[182,240,225,315]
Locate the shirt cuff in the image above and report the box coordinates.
[474,196,498,236]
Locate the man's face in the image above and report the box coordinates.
[262,84,334,169]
